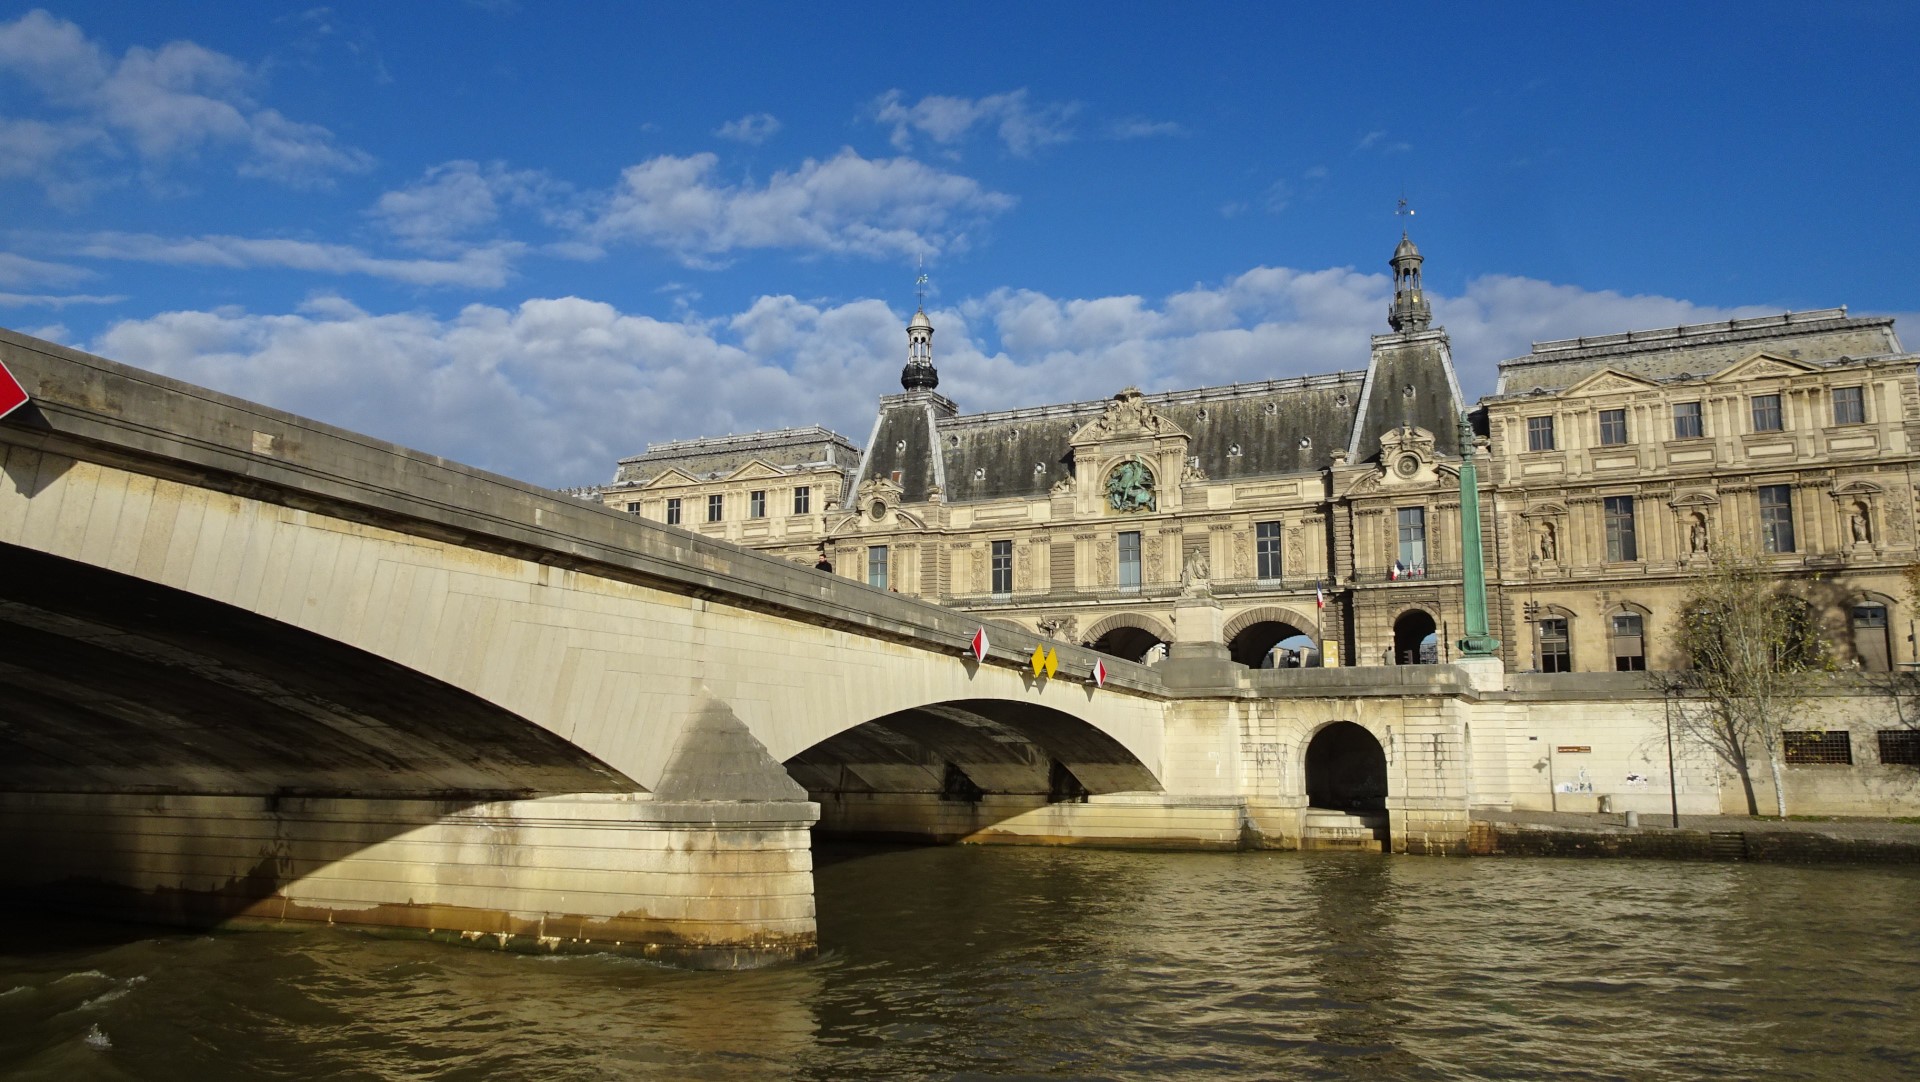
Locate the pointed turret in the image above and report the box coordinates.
[1388,232,1432,333]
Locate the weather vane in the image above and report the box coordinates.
[1397,195,1415,230]
[915,252,929,307]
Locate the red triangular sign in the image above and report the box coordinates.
[970,627,989,663]
[1091,659,1107,688]
[0,360,28,422]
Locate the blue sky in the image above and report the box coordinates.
[3,3,1915,484]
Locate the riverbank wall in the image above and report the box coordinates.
[1469,814,1920,864]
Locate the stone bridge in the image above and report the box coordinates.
[0,327,1520,967]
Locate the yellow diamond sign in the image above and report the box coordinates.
[1044,647,1059,678]
[1030,644,1047,676]
[1031,645,1060,678]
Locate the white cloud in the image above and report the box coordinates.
[0,9,372,201]
[0,291,124,307]
[0,251,90,287]
[1106,117,1184,140]
[871,89,1078,156]
[1355,129,1410,154]
[369,160,570,251]
[715,112,781,145]
[589,149,1014,265]
[80,267,1821,486]
[76,231,523,288]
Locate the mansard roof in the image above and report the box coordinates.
[613,424,857,485]
[855,372,1369,504]
[1492,308,1902,395]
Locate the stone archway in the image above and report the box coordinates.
[1304,722,1387,812]
[1225,606,1321,668]
[1083,612,1173,664]
[1392,609,1438,665]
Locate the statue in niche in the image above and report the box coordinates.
[1850,504,1872,544]
[1106,457,1156,513]
[1688,513,1711,555]
[1537,521,1557,563]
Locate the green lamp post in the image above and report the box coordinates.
[1456,413,1501,658]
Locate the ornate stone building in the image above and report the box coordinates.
[598,236,1919,674]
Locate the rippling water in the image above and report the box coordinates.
[2,847,1916,1080]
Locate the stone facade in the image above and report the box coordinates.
[604,239,1920,680]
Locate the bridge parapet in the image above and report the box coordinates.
[0,328,1164,699]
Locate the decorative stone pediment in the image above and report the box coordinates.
[1707,351,1820,384]
[642,467,700,488]
[1350,424,1453,493]
[1561,368,1659,397]
[724,459,788,482]
[1668,489,1720,509]
[1520,501,1568,519]
[1832,478,1884,497]
[1069,388,1190,445]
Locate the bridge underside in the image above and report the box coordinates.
[0,544,638,798]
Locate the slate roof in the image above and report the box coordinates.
[613,425,857,485]
[857,373,1371,504]
[1492,308,1902,396]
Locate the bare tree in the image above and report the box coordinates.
[1665,547,1832,816]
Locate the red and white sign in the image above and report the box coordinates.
[0,359,27,421]
[969,627,990,663]
[1091,659,1107,688]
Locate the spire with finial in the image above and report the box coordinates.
[1387,197,1432,333]
[902,256,939,391]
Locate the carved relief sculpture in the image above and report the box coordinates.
[1181,547,1211,596]
[1234,534,1251,579]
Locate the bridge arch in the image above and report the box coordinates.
[1224,605,1320,668]
[1304,721,1388,812]
[1083,612,1173,664]
[784,698,1161,843]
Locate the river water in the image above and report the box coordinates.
[2,846,1916,1081]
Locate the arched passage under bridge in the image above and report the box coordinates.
[785,699,1166,846]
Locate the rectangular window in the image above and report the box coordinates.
[1396,508,1427,571]
[1255,521,1282,581]
[1759,484,1796,553]
[665,498,681,526]
[991,539,1013,596]
[1526,415,1556,452]
[1750,393,1783,432]
[1539,618,1570,673]
[867,545,888,589]
[1117,531,1142,591]
[1611,613,1646,671]
[1603,495,1638,562]
[707,494,724,522]
[749,490,766,518]
[625,501,641,514]
[1879,730,1920,766]
[1833,386,1865,425]
[793,486,811,515]
[1783,731,1852,765]
[1673,401,1703,439]
[1598,408,1628,446]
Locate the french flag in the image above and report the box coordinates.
[1389,561,1403,581]
[1315,579,1326,610]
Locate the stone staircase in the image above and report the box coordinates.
[1299,808,1389,852]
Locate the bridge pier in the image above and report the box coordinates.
[0,789,819,968]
